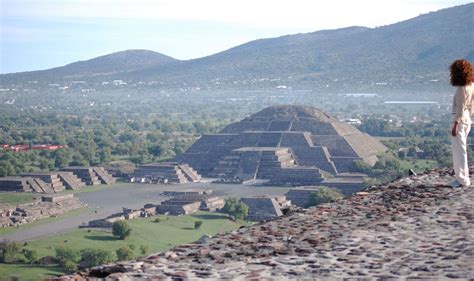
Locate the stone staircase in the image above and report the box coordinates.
[57,172,86,190]
[60,167,101,186]
[269,167,325,186]
[20,173,66,192]
[132,163,190,184]
[92,167,116,184]
[256,148,296,179]
[178,164,202,182]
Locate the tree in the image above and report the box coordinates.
[0,240,20,263]
[80,248,113,268]
[116,246,134,261]
[222,198,249,220]
[194,221,203,229]
[112,220,132,240]
[306,187,343,208]
[148,144,162,157]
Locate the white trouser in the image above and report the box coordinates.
[452,122,471,186]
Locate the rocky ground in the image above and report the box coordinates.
[59,168,474,280]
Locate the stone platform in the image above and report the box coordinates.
[57,168,474,280]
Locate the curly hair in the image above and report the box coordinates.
[450,59,474,86]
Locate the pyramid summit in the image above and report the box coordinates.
[176,105,386,188]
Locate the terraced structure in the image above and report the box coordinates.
[176,105,386,191]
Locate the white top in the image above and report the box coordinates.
[452,82,474,124]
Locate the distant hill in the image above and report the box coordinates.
[1,4,473,91]
[129,3,473,90]
[0,50,178,83]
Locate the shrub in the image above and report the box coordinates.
[80,248,113,268]
[112,220,132,240]
[116,246,134,261]
[306,187,343,208]
[153,218,161,223]
[0,240,20,263]
[140,245,150,256]
[63,260,77,274]
[194,221,203,229]
[23,249,38,264]
[55,247,80,267]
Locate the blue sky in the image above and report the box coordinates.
[1,0,472,74]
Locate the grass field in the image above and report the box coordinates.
[0,211,250,280]
[0,193,38,205]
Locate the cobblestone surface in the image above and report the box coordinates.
[59,168,474,280]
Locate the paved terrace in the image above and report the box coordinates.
[62,168,474,280]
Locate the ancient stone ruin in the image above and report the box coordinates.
[20,171,85,191]
[0,167,114,193]
[176,105,385,192]
[156,194,225,215]
[240,196,291,221]
[0,194,85,228]
[60,166,116,186]
[63,168,474,279]
[131,162,201,184]
[0,177,54,193]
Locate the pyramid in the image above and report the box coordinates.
[175,105,386,184]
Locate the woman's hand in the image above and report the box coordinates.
[452,122,458,137]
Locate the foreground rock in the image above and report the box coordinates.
[60,168,474,279]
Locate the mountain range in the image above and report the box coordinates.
[1,3,473,91]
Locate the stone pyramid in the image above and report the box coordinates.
[176,105,386,182]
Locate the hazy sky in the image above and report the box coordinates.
[1,0,472,74]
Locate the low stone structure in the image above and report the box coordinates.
[60,166,116,186]
[162,189,211,196]
[321,172,367,195]
[240,196,291,221]
[0,194,85,228]
[60,167,474,279]
[131,162,201,184]
[157,194,225,215]
[19,172,66,192]
[284,186,322,208]
[88,206,158,228]
[0,176,54,193]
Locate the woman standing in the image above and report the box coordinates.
[450,59,474,188]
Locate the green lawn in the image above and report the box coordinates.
[0,193,38,205]
[0,212,250,280]
[0,264,63,281]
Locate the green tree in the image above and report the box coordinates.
[0,240,20,263]
[112,220,132,240]
[55,246,80,267]
[306,187,343,208]
[194,221,203,229]
[80,248,113,268]
[116,246,134,261]
[222,198,249,220]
